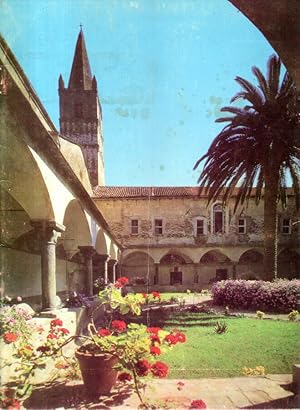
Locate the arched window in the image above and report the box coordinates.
[213,204,224,234]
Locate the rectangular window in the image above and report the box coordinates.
[196,219,204,235]
[238,218,246,234]
[154,219,163,235]
[282,218,292,234]
[131,219,139,235]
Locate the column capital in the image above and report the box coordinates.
[108,258,118,266]
[31,219,65,245]
[31,219,65,233]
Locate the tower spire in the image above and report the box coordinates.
[68,29,92,90]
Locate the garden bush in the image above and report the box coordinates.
[211,279,300,313]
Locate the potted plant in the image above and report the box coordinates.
[74,277,187,405]
[0,279,187,408]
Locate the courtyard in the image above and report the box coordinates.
[1,285,299,409]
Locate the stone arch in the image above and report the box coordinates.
[278,248,300,279]
[158,251,194,287]
[60,199,92,259]
[239,249,264,263]
[121,251,155,285]
[2,131,55,221]
[160,250,193,265]
[95,229,110,255]
[109,242,118,260]
[200,250,232,264]
[237,249,264,280]
[199,250,233,284]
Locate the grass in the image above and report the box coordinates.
[160,312,300,378]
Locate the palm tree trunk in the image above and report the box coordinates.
[263,173,279,281]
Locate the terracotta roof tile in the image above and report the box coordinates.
[93,186,252,198]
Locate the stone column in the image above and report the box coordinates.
[154,263,160,285]
[78,246,96,296]
[31,220,65,310]
[109,260,118,284]
[98,254,110,284]
[232,262,237,280]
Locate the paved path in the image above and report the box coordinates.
[24,374,298,409]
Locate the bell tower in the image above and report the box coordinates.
[58,29,104,186]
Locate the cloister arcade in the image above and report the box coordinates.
[0,37,121,310]
[119,246,282,290]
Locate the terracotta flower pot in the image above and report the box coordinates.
[75,348,118,397]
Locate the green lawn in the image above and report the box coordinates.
[160,313,300,378]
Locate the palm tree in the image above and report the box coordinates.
[194,55,300,280]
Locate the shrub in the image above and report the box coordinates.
[211,279,300,313]
[256,311,265,319]
[242,366,266,376]
[288,310,299,321]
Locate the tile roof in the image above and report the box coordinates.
[93,186,262,199]
[93,186,295,199]
[93,186,203,198]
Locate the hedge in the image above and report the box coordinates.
[211,279,300,313]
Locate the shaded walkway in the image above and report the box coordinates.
[24,374,297,409]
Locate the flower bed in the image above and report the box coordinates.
[211,279,300,313]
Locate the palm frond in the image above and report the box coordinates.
[252,66,269,99]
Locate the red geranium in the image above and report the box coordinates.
[151,361,169,378]
[47,333,58,340]
[115,277,129,288]
[147,327,162,334]
[3,332,18,344]
[97,328,111,337]
[175,332,186,343]
[118,372,132,382]
[58,328,70,335]
[152,291,160,299]
[150,334,161,344]
[165,333,178,345]
[50,318,63,327]
[111,320,127,332]
[7,398,21,410]
[190,399,207,409]
[142,292,148,299]
[135,359,151,376]
[150,345,161,356]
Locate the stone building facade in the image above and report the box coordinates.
[93,187,300,291]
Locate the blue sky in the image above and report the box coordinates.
[1,0,276,186]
